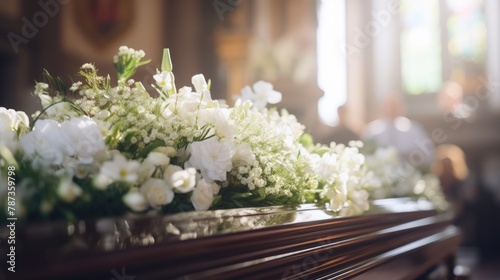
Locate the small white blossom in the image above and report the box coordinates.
[0,107,29,152]
[140,178,174,209]
[100,154,140,184]
[0,107,29,131]
[34,82,49,95]
[145,152,170,166]
[169,167,196,193]
[81,63,95,71]
[326,188,346,212]
[198,108,233,140]
[178,86,192,96]
[276,123,294,148]
[191,74,212,101]
[57,178,83,203]
[154,71,173,91]
[70,81,82,92]
[96,110,111,119]
[317,152,338,182]
[239,81,282,109]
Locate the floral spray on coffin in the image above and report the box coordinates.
[0,47,445,223]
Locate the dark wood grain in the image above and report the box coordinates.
[1,198,461,280]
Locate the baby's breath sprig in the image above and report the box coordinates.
[113,46,151,83]
[77,63,110,91]
[30,71,86,128]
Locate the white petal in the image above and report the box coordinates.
[266,90,282,104]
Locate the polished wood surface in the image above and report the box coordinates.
[2,198,461,280]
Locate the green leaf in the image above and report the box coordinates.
[230,192,252,199]
[42,69,68,96]
[138,139,166,158]
[137,59,151,67]
[211,195,221,207]
[0,146,17,167]
[135,81,147,93]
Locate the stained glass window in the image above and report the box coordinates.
[400,0,486,95]
[447,0,487,93]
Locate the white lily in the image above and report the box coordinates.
[154,71,173,91]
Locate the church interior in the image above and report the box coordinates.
[1,0,500,279]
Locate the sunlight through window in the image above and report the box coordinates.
[317,0,347,126]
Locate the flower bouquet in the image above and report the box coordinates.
[0,47,446,222]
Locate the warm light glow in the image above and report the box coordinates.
[317,0,347,126]
[394,116,412,132]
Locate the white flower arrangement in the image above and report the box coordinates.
[0,47,446,222]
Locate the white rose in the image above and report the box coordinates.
[123,191,149,212]
[145,152,170,166]
[0,107,29,152]
[140,178,174,209]
[190,179,220,211]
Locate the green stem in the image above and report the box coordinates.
[31,100,86,129]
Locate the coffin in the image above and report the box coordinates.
[3,198,461,280]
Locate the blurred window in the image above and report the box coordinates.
[400,0,486,95]
[401,0,442,95]
[317,0,347,126]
